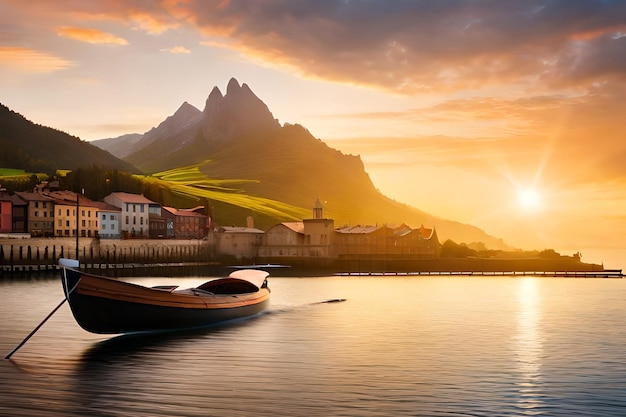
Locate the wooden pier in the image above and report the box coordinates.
[336,270,624,278]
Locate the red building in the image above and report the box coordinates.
[161,207,209,239]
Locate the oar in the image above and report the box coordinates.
[308,298,347,305]
[319,298,346,303]
[5,297,68,360]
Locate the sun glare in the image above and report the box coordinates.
[518,188,542,211]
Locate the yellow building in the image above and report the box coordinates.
[45,191,99,238]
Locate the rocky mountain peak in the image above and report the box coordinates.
[201,78,280,146]
[208,86,223,100]
[226,77,241,95]
[145,102,202,138]
[176,101,201,117]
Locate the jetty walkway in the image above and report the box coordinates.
[336,270,624,278]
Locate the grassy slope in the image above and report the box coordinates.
[150,163,310,227]
[0,168,28,177]
[138,124,507,247]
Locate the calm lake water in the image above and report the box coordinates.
[1,273,625,416]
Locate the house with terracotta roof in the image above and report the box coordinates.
[334,223,439,259]
[258,199,336,258]
[14,191,55,237]
[258,222,306,257]
[43,190,99,238]
[160,207,209,239]
[0,188,25,234]
[255,200,439,261]
[104,192,158,238]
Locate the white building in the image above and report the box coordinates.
[91,201,122,239]
[103,192,157,238]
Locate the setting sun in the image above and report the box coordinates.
[518,188,542,212]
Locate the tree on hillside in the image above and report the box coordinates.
[440,239,477,258]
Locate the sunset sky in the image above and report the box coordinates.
[1,1,625,267]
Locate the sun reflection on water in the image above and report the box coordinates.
[514,278,544,412]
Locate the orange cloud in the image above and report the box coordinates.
[128,11,179,34]
[160,46,191,54]
[570,24,626,41]
[0,47,72,73]
[175,1,626,96]
[6,1,626,95]
[57,27,128,45]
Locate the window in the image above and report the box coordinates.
[82,220,86,227]
[133,217,136,225]
[58,209,62,216]
[58,220,62,226]
[103,224,107,230]
[140,205,144,213]
[35,202,39,208]
[82,210,85,217]
[140,217,143,225]
[102,214,106,220]
[125,216,129,225]
[133,205,136,213]
[66,220,70,227]
[67,209,70,216]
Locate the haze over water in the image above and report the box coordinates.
[2,274,625,416]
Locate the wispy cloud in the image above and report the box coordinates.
[57,27,129,45]
[127,11,180,34]
[160,46,191,54]
[0,46,72,72]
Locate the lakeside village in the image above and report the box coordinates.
[0,183,617,277]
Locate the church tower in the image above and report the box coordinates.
[313,197,324,219]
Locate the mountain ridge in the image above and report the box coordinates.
[0,103,138,174]
[93,79,508,249]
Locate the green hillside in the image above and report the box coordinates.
[145,163,309,228]
[124,123,506,247]
[0,103,139,174]
[196,125,455,232]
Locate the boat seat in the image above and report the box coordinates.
[152,285,179,292]
[192,288,214,296]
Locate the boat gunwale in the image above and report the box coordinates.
[64,266,270,310]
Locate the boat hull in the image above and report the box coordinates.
[61,266,270,334]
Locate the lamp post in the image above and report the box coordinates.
[75,192,79,260]
[75,188,84,261]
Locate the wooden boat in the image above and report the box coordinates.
[59,258,270,334]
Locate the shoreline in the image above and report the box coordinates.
[0,237,619,278]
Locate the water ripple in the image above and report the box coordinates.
[1,276,626,416]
